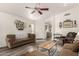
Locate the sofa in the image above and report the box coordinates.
[60,40,79,56]
[6,33,36,48]
[60,32,77,45]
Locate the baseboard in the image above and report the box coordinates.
[0,46,7,49]
[36,38,44,40]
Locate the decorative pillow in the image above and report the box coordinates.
[72,40,79,52]
[74,36,79,41]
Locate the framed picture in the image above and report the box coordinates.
[63,19,73,28]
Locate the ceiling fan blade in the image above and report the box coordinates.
[25,6,32,9]
[40,8,49,10]
[38,10,42,15]
[31,10,35,14]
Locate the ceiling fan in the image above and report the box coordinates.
[25,5,49,15]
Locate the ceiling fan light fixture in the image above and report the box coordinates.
[25,4,49,15]
[31,10,36,14]
[38,10,42,15]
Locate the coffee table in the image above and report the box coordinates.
[38,40,57,56]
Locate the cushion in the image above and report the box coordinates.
[74,36,79,41]
[72,40,79,52]
[14,38,29,44]
[7,35,15,38]
[60,49,78,56]
[67,32,77,38]
[63,44,73,50]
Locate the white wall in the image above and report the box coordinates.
[35,6,79,40]
[35,16,55,40]
[55,6,79,35]
[35,19,46,39]
[0,12,34,47]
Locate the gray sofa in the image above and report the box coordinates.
[6,33,36,48]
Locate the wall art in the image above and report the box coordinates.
[63,19,73,28]
[15,20,24,30]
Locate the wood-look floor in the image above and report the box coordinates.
[0,40,62,56]
[0,40,46,56]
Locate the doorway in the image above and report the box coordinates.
[45,22,52,40]
[29,24,35,34]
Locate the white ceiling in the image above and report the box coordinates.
[0,3,79,20]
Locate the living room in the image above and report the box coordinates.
[0,3,79,56]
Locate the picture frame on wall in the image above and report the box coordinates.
[73,20,77,27]
[63,19,73,28]
[59,22,62,28]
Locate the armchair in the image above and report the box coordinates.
[60,32,77,45]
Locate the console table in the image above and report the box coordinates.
[54,33,62,39]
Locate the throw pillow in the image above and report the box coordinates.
[72,40,79,52]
